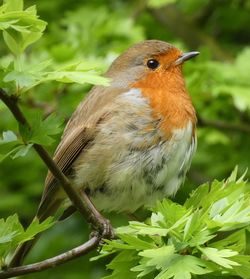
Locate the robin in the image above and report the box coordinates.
[10,40,199,266]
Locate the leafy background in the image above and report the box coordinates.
[0,0,250,278]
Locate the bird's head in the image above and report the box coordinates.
[106,40,199,88]
[105,40,199,136]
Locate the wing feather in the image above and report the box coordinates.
[36,86,126,220]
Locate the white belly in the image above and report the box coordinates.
[73,89,196,213]
[94,121,196,212]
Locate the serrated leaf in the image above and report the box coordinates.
[129,221,169,236]
[0,214,54,261]
[115,226,139,235]
[209,197,250,231]
[0,214,24,257]
[139,245,175,270]
[199,247,239,269]
[155,199,188,228]
[184,183,210,209]
[104,250,139,279]
[155,255,211,279]
[15,217,54,244]
[232,255,250,279]
[118,234,155,250]
[227,166,239,183]
[100,170,250,279]
[0,1,47,54]
[29,113,63,145]
[211,230,246,253]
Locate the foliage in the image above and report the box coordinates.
[0,0,109,164]
[0,214,54,268]
[0,0,250,278]
[94,169,250,278]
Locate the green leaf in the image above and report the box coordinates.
[104,250,139,279]
[100,170,250,278]
[138,245,175,270]
[147,0,177,8]
[0,131,27,163]
[0,214,54,262]
[45,70,109,86]
[11,143,33,159]
[211,230,246,254]
[5,0,23,11]
[0,131,17,145]
[184,183,210,209]
[227,165,239,182]
[4,70,37,87]
[232,255,250,279]
[103,239,135,250]
[155,255,211,279]
[118,234,156,250]
[15,217,54,244]
[0,1,47,54]
[29,113,63,146]
[199,247,239,269]
[154,199,188,228]
[2,30,20,55]
[129,221,169,236]
[208,197,250,231]
[0,231,18,244]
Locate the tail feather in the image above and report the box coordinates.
[8,238,38,268]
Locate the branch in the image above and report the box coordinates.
[0,88,112,235]
[198,117,250,133]
[148,4,233,61]
[0,236,99,279]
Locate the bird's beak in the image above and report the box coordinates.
[174,51,200,66]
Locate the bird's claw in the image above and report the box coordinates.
[90,216,115,240]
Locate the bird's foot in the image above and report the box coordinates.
[90,215,115,240]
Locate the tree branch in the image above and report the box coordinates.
[0,88,114,278]
[0,236,99,279]
[198,117,250,134]
[0,88,112,235]
[148,4,233,61]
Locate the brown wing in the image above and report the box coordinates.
[36,86,126,220]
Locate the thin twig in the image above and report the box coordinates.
[148,4,232,61]
[199,117,250,134]
[0,88,111,234]
[0,236,99,279]
[0,88,113,277]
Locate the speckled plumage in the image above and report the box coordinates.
[10,40,199,267]
[37,39,198,218]
[73,89,196,212]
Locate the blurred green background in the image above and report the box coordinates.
[0,0,250,278]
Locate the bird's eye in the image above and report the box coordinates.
[146,59,159,70]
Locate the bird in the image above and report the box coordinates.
[10,39,199,266]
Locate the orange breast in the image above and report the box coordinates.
[131,66,196,138]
